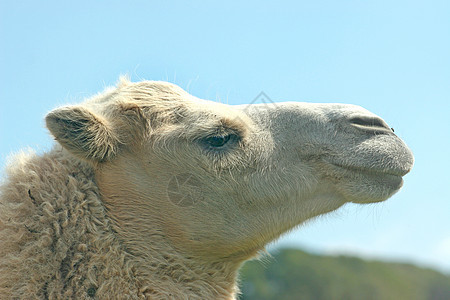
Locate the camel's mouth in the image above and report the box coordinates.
[325,160,411,204]
[329,161,411,177]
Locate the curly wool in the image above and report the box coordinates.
[0,148,147,299]
[0,147,239,299]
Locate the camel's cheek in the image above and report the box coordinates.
[162,214,195,251]
[161,202,233,257]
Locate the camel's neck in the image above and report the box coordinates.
[2,148,241,299]
[91,154,242,299]
[123,243,241,299]
[97,183,242,299]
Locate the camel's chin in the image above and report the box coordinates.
[329,164,405,204]
[347,173,404,204]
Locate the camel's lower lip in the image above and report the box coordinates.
[326,161,405,203]
[328,161,409,177]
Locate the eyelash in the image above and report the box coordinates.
[204,134,231,148]
[201,132,239,151]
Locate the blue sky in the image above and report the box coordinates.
[1,1,449,273]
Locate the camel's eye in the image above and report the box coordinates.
[204,134,231,148]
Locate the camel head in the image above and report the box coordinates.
[46,78,414,262]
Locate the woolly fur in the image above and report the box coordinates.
[0,148,142,298]
[0,148,238,299]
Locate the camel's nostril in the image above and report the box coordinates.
[349,116,390,131]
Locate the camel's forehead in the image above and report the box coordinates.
[88,81,187,103]
[82,80,253,132]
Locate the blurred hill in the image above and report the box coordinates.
[239,248,450,300]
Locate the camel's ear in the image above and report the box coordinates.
[46,106,120,162]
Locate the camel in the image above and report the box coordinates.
[0,77,414,299]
